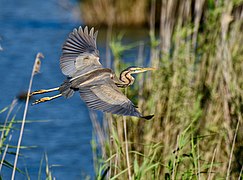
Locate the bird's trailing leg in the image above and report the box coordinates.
[32,94,62,105]
[30,87,59,96]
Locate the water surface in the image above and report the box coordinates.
[0,0,150,179]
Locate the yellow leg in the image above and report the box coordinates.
[30,87,59,96]
[32,94,62,105]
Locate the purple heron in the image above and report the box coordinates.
[30,26,155,119]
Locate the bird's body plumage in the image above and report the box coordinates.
[31,26,154,119]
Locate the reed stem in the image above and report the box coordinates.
[11,53,43,180]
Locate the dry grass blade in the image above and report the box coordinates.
[11,53,44,180]
[172,135,179,180]
[226,114,241,180]
[238,165,243,180]
[0,133,13,172]
[197,141,201,180]
[123,88,131,180]
[123,116,131,180]
[0,99,17,147]
[207,148,217,180]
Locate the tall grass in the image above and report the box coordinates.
[11,53,43,179]
[0,53,56,179]
[80,0,148,27]
[90,0,243,179]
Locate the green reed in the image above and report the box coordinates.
[91,0,243,179]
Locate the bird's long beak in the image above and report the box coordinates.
[133,67,156,74]
[142,67,156,71]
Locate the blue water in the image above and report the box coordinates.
[0,0,96,179]
[0,0,150,179]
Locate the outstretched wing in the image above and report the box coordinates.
[60,26,102,77]
[78,78,143,118]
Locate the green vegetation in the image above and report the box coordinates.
[0,54,55,179]
[0,0,242,179]
[91,0,243,179]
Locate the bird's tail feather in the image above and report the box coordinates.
[141,115,154,120]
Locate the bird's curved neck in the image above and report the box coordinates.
[115,71,134,88]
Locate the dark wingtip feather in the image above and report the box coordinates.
[141,115,154,120]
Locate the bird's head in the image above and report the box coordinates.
[119,66,156,87]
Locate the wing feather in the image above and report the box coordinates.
[60,26,101,77]
[78,82,142,117]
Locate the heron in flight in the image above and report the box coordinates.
[30,26,155,119]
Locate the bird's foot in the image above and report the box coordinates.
[31,94,62,105]
[32,97,51,105]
